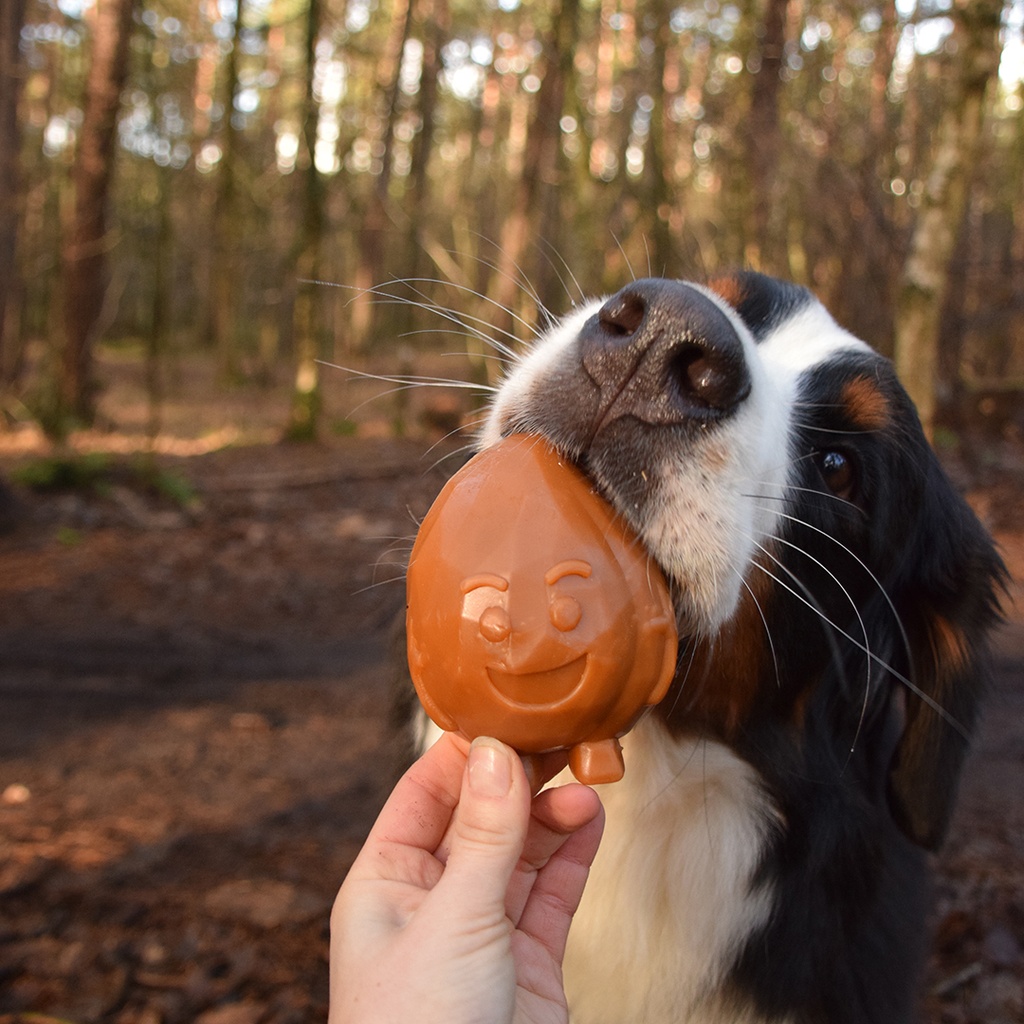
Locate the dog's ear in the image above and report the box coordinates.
[887,456,1005,850]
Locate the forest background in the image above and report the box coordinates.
[3,4,1024,1022]
[0,0,1023,453]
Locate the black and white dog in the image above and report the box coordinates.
[415,271,1004,1024]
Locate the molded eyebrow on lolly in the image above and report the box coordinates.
[405,434,679,785]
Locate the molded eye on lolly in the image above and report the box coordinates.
[405,434,678,785]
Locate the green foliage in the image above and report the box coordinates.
[283,387,322,442]
[331,417,359,436]
[22,377,88,445]
[11,453,198,509]
[56,525,83,546]
[130,458,198,507]
[12,453,112,492]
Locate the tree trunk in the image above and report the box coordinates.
[488,0,579,345]
[60,0,136,426]
[893,0,1005,439]
[745,0,792,274]
[286,0,325,440]
[351,0,414,352]
[406,0,448,271]
[0,0,27,386]
[146,161,173,444]
[209,0,246,380]
[639,0,676,277]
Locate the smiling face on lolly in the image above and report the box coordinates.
[455,548,638,718]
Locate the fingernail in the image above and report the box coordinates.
[468,737,513,797]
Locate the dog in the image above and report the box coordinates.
[410,270,1005,1023]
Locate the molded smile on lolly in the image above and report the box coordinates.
[486,654,589,709]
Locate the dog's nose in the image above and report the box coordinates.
[579,278,751,426]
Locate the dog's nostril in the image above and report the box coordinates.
[670,343,750,411]
[598,290,646,337]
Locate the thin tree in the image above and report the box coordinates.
[745,0,792,274]
[350,0,413,351]
[893,0,1006,438]
[488,0,580,345]
[209,0,246,381]
[59,0,136,426]
[285,0,325,440]
[404,0,449,280]
[0,0,27,386]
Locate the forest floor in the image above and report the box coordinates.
[0,350,1022,1024]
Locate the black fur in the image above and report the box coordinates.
[709,351,1004,1023]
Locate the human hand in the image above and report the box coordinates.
[329,733,604,1024]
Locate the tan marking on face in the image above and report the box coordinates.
[842,376,891,432]
[705,274,747,311]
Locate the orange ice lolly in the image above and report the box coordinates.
[406,434,678,785]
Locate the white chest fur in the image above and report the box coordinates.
[563,717,784,1024]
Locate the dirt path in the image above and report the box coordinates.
[0,438,1021,1024]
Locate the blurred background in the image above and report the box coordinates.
[0,0,1023,449]
[1,3,1023,1024]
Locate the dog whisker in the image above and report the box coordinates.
[661,624,701,725]
[760,506,915,685]
[351,573,409,596]
[386,275,532,355]
[324,276,533,358]
[749,557,966,740]
[739,573,781,693]
[535,237,588,308]
[792,420,879,437]
[742,485,865,519]
[611,231,637,283]
[451,242,556,329]
[419,431,480,469]
[746,548,852,696]
[744,534,874,761]
[321,364,497,394]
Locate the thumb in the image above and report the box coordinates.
[436,737,531,917]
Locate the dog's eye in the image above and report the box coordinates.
[815,449,856,500]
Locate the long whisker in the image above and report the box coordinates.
[642,234,653,278]
[320,363,496,393]
[536,237,587,308]
[739,573,781,692]
[387,277,529,356]
[420,426,478,462]
[762,506,915,681]
[746,535,873,761]
[749,554,966,739]
[792,421,879,437]
[311,277,534,357]
[319,365,494,421]
[744,541,852,685]
[458,239,556,327]
[662,628,700,723]
[611,231,637,283]
[352,572,410,596]
[370,290,524,361]
[743,485,865,519]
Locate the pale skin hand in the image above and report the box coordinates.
[329,733,605,1024]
